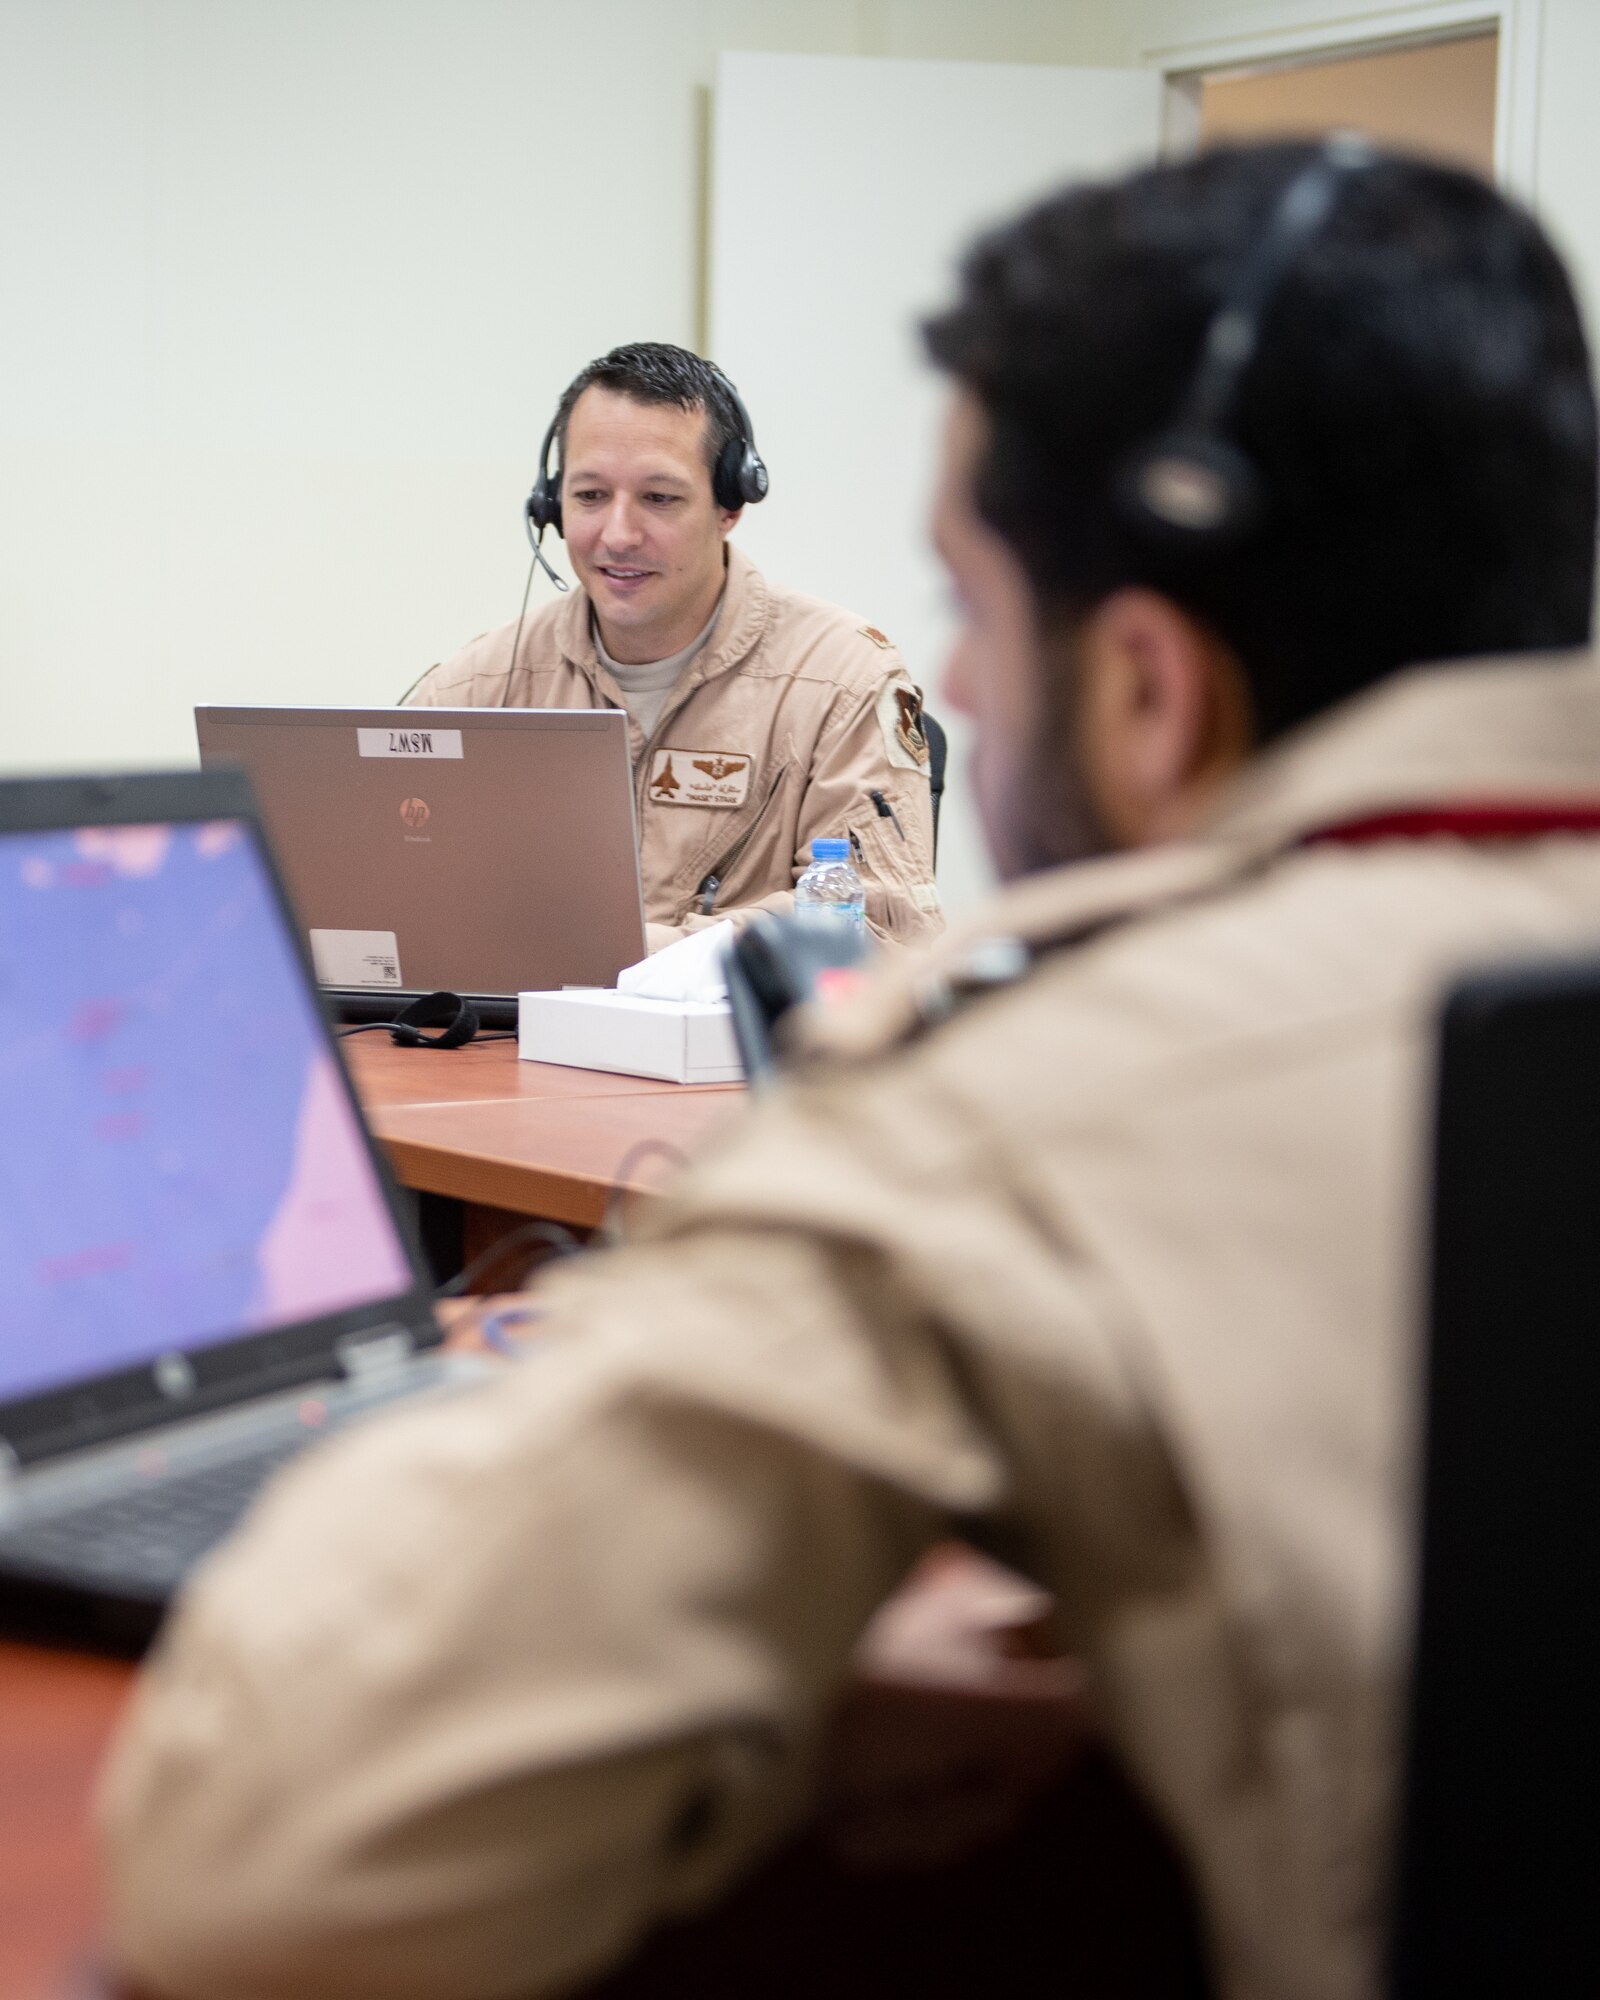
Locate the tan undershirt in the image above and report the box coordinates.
[593,592,724,748]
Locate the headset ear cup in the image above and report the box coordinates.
[739,444,769,506]
[526,483,563,540]
[713,438,769,512]
[526,413,564,539]
[712,438,742,513]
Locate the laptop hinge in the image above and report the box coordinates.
[336,1326,417,1383]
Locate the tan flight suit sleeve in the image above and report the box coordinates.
[99,1200,1008,2000]
[660,668,943,952]
[403,626,510,709]
[406,667,450,706]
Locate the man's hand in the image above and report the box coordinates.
[818,1544,1095,1870]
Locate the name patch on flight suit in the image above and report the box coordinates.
[648,749,753,809]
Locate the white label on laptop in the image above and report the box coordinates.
[356,727,464,759]
[310,929,403,987]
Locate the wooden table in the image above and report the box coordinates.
[0,1301,528,2000]
[0,1641,129,1999]
[0,1044,747,1999]
[343,1039,744,1229]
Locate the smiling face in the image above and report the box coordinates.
[560,386,739,665]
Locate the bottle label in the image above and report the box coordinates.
[794,901,866,935]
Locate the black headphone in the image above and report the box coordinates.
[1115,132,1375,546]
[388,989,480,1050]
[525,363,769,539]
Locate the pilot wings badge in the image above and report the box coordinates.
[649,748,753,809]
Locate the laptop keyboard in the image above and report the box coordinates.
[0,1438,310,1594]
[0,1359,478,1605]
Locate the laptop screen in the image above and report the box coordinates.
[0,818,416,1406]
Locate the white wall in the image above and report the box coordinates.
[711,54,1161,916]
[0,0,1123,777]
[1526,0,1600,337]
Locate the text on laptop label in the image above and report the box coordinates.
[356,728,464,759]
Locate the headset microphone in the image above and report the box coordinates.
[523,495,570,593]
[1115,132,1375,546]
[524,412,569,558]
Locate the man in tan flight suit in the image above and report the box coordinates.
[103,145,1600,2000]
[407,342,942,950]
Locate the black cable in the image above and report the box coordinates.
[334,1022,515,1045]
[393,662,436,704]
[500,547,541,709]
[435,1218,585,1299]
[610,1136,690,1186]
[600,1137,691,1240]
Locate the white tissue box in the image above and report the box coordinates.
[518,990,744,1084]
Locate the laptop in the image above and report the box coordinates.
[0,768,483,1655]
[195,705,648,1026]
[1390,952,1600,1994]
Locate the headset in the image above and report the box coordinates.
[335,988,484,1049]
[387,989,481,1049]
[1115,131,1375,546]
[525,362,769,541]
[503,360,770,693]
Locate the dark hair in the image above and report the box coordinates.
[924,143,1598,741]
[552,341,744,484]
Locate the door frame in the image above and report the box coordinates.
[1144,1,1543,200]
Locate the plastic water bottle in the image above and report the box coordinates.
[794,837,866,937]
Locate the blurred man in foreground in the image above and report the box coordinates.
[103,143,1600,2000]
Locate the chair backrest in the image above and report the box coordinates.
[1389,952,1600,1996]
[922,710,948,863]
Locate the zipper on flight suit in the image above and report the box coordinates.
[629,668,713,817]
[695,770,785,916]
[601,629,781,917]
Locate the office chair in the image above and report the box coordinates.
[923,710,947,864]
[1389,952,1600,1996]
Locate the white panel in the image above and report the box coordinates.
[710,52,1162,916]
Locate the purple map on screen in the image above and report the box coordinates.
[0,820,413,1405]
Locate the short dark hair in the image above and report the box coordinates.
[552,341,744,484]
[924,143,1598,741]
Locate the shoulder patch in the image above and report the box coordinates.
[877,680,931,772]
[859,624,894,650]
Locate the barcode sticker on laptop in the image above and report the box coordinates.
[356,728,463,759]
[310,929,403,987]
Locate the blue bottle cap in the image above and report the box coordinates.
[811,838,850,861]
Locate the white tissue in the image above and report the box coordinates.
[615,920,736,1002]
